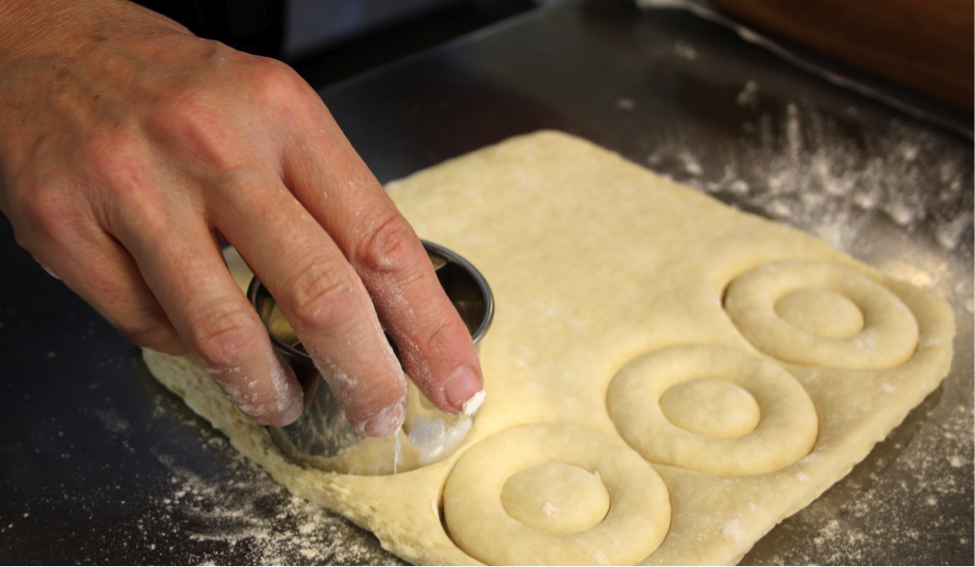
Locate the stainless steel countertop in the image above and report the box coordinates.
[1,0,971,563]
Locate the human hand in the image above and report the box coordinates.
[0,0,484,434]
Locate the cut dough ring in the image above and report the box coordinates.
[607,345,818,476]
[724,260,919,369]
[443,423,671,565]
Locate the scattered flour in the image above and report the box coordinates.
[146,446,394,565]
[141,392,397,565]
[736,80,759,107]
[646,89,974,352]
[722,517,747,542]
[647,94,974,258]
[93,408,131,434]
[616,97,636,111]
[673,39,698,60]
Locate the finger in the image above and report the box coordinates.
[208,172,408,437]
[282,126,484,415]
[12,206,184,355]
[113,205,304,426]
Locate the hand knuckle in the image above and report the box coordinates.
[149,87,240,169]
[419,316,456,355]
[355,212,420,275]
[85,128,158,195]
[87,128,143,169]
[247,57,304,103]
[100,177,170,240]
[154,85,213,130]
[286,262,359,334]
[185,303,261,369]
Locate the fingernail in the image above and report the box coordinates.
[358,398,406,437]
[444,366,483,413]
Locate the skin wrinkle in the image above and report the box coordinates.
[280,250,358,327]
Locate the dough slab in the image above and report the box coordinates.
[144,131,954,565]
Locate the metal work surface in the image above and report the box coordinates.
[1,0,971,564]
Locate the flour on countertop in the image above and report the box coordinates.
[736,80,759,108]
[140,393,398,565]
[673,39,698,60]
[646,89,973,319]
[647,94,973,255]
[146,444,394,565]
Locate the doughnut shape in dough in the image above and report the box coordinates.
[607,345,818,476]
[724,260,918,369]
[443,423,671,565]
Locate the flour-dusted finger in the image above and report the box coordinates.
[281,121,484,415]
[208,172,408,437]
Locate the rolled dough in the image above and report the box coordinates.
[144,131,954,565]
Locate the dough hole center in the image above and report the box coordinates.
[500,463,610,533]
[659,378,761,438]
[774,288,864,338]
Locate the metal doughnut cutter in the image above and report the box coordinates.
[247,240,494,461]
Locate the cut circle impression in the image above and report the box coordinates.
[607,345,818,476]
[443,423,671,565]
[774,288,864,338]
[724,260,918,369]
[501,462,610,532]
[659,378,761,439]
